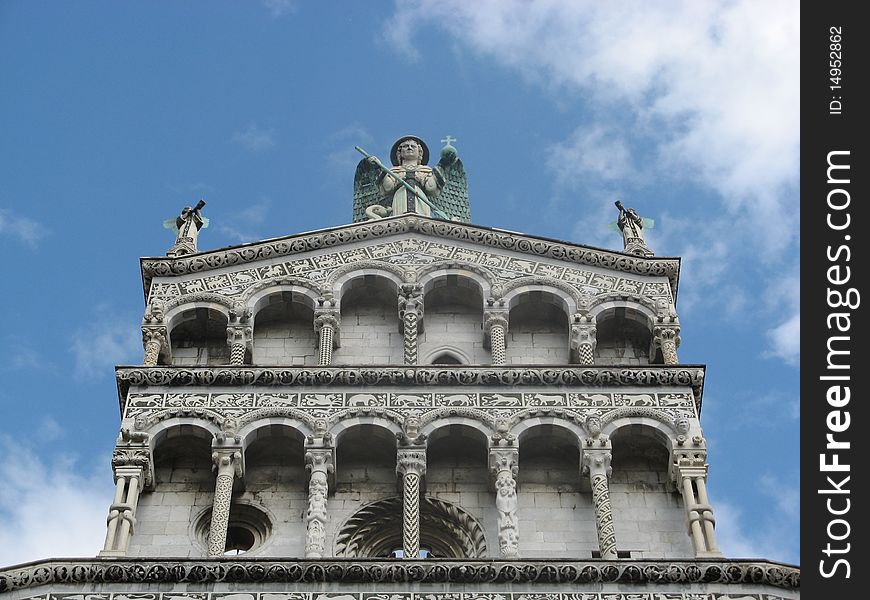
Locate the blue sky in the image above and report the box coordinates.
[0,1,799,566]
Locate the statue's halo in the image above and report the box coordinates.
[391,135,429,166]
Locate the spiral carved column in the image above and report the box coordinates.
[654,325,681,365]
[396,447,426,558]
[399,285,424,366]
[583,448,618,560]
[141,326,168,366]
[226,325,252,366]
[208,449,242,557]
[570,313,597,365]
[314,309,340,366]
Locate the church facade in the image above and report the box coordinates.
[0,137,799,599]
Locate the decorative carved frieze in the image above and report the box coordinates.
[0,557,801,593]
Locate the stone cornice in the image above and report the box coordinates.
[139,215,681,302]
[115,364,705,413]
[0,557,798,593]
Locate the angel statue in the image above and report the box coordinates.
[353,135,470,223]
[164,200,209,257]
[613,200,654,257]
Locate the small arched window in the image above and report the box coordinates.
[432,353,462,365]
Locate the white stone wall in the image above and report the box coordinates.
[418,305,488,364]
[334,304,404,364]
[251,320,318,366]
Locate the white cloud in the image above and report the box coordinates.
[217,200,272,243]
[70,309,142,381]
[547,125,633,185]
[387,0,799,252]
[232,123,276,151]
[714,490,799,564]
[0,208,48,246]
[766,312,800,365]
[261,0,296,18]
[0,436,111,566]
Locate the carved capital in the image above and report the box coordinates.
[672,450,708,482]
[305,448,335,475]
[396,447,427,478]
[570,314,597,349]
[483,310,510,335]
[398,284,424,323]
[314,308,341,346]
[489,447,519,478]
[112,438,153,488]
[141,325,169,366]
[654,325,682,346]
[226,324,253,346]
[582,449,613,479]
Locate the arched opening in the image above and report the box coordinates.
[419,275,485,364]
[508,291,570,364]
[334,496,487,558]
[335,275,402,364]
[251,292,317,365]
[518,424,592,557]
[431,352,463,365]
[594,306,654,365]
[609,424,690,557]
[169,307,229,365]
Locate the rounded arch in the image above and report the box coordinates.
[417,263,494,300]
[587,293,658,328]
[143,413,222,450]
[330,415,403,446]
[420,415,494,441]
[500,278,580,316]
[419,407,496,431]
[237,416,313,451]
[243,279,322,323]
[511,415,585,445]
[163,300,232,333]
[600,413,677,455]
[327,262,407,301]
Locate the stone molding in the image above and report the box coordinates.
[0,558,799,593]
[139,215,680,301]
[116,365,705,400]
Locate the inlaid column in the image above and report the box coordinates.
[399,284,424,365]
[304,447,334,558]
[489,446,520,557]
[583,445,618,560]
[101,429,152,556]
[484,310,509,366]
[675,456,722,557]
[208,447,243,557]
[396,446,427,558]
[653,325,681,365]
[141,325,168,366]
[570,313,597,365]
[314,309,340,366]
[226,325,252,366]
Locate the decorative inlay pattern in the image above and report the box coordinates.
[0,558,799,593]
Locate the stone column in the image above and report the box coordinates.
[489,446,520,557]
[141,325,168,366]
[570,313,597,365]
[399,284,424,366]
[314,309,340,366]
[226,324,252,366]
[583,445,618,560]
[484,310,509,366]
[101,428,152,556]
[653,325,681,365]
[304,447,334,558]
[208,447,243,557]
[675,455,723,557]
[396,446,427,558]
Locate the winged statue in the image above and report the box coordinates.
[164,199,209,257]
[353,135,470,223]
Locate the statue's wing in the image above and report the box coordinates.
[163,218,179,232]
[607,221,622,233]
[353,158,385,223]
[433,157,470,222]
[201,217,210,229]
[642,217,654,229]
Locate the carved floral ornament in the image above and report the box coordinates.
[140,215,679,303]
[0,557,799,593]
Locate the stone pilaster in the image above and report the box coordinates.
[483,310,509,366]
[570,313,597,365]
[654,325,681,365]
[101,428,152,556]
[226,325,252,366]
[398,284,424,365]
[304,447,334,558]
[674,450,722,558]
[583,448,618,560]
[314,309,340,366]
[396,446,427,558]
[141,325,168,366]
[489,446,519,558]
